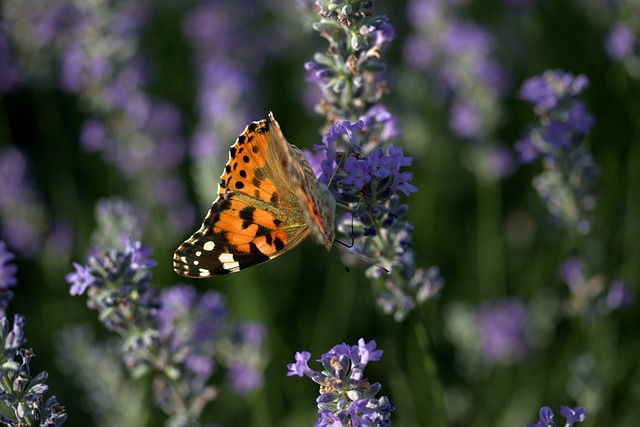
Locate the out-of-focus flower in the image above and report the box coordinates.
[605,23,636,61]
[515,70,598,234]
[67,240,267,424]
[560,257,633,319]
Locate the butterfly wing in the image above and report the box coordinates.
[288,143,336,250]
[173,114,314,278]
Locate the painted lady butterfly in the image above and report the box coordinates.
[174,113,336,278]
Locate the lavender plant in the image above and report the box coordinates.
[301,0,443,321]
[515,70,598,234]
[66,239,267,426]
[0,244,67,426]
[287,338,394,426]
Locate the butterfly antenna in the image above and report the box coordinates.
[333,239,390,274]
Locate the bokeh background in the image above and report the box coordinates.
[1,0,639,426]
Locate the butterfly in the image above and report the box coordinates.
[174,112,336,278]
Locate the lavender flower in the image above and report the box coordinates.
[67,240,267,425]
[476,298,530,365]
[0,315,67,426]
[605,23,636,61]
[515,70,598,234]
[559,257,633,319]
[300,0,443,321]
[287,338,395,426]
[526,405,586,427]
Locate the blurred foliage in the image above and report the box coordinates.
[1,0,639,426]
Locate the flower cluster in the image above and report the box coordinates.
[560,257,633,319]
[515,70,598,234]
[0,315,67,426]
[526,406,586,427]
[301,0,443,321]
[288,338,394,426]
[0,241,18,317]
[66,240,267,425]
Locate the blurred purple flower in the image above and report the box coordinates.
[227,361,264,394]
[66,263,94,296]
[476,298,529,364]
[605,280,633,310]
[605,23,636,61]
[560,257,585,291]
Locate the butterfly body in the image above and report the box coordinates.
[174,113,335,278]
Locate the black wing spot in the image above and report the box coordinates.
[243,155,250,163]
[274,237,285,251]
[235,181,245,190]
[273,218,282,227]
[252,145,259,153]
[230,146,237,159]
[225,165,231,173]
[270,192,279,205]
[252,177,262,187]
[238,135,246,145]
[239,206,255,229]
[240,170,247,178]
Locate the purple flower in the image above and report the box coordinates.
[342,157,372,191]
[560,258,585,291]
[288,339,394,426]
[520,71,589,112]
[527,406,555,427]
[393,171,418,196]
[368,148,393,178]
[450,100,481,138]
[559,406,587,425]
[567,102,595,134]
[287,351,313,377]
[605,23,636,61]
[324,120,365,149]
[605,280,633,310]
[227,361,264,394]
[66,262,94,296]
[357,338,383,365]
[315,409,344,427]
[476,298,529,364]
[346,399,376,425]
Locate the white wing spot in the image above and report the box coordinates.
[195,251,202,257]
[224,261,240,271]
[219,253,235,263]
[193,260,200,266]
[203,241,215,251]
[198,268,210,277]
